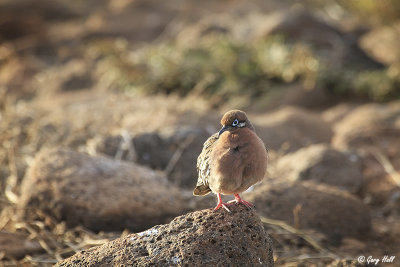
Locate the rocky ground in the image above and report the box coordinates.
[55,205,274,267]
[1,0,400,266]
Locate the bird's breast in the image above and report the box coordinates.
[217,130,250,155]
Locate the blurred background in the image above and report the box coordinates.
[0,0,399,266]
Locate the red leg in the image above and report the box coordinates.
[213,193,231,212]
[227,194,254,209]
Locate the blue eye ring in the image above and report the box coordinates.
[232,119,239,126]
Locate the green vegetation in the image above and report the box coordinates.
[318,67,400,101]
[88,33,399,106]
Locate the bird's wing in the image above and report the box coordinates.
[193,132,219,196]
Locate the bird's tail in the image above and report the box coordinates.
[193,185,212,196]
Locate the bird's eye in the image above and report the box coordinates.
[232,119,239,126]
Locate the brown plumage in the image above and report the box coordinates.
[194,110,268,212]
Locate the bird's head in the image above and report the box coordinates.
[218,110,254,137]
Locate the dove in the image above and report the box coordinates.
[194,110,268,212]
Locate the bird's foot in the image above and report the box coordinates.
[213,202,231,212]
[213,193,231,212]
[227,194,255,210]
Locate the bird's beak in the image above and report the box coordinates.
[218,126,227,137]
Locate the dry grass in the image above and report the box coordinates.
[0,205,122,266]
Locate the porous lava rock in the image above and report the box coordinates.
[133,126,211,188]
[331,102,400,207]
[332,101,400,152]
[258,7,381,68]
[246,181,371,245]
[18,148,184,232]
[55,205,274,266]
[254,106,333,153]
[275,144,363,193]
[90,126,213,189]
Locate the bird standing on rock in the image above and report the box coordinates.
[193,110,268,212]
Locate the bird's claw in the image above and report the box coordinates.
[227,199,254,210]
[213,202,231,212]
[228,194,255,210]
